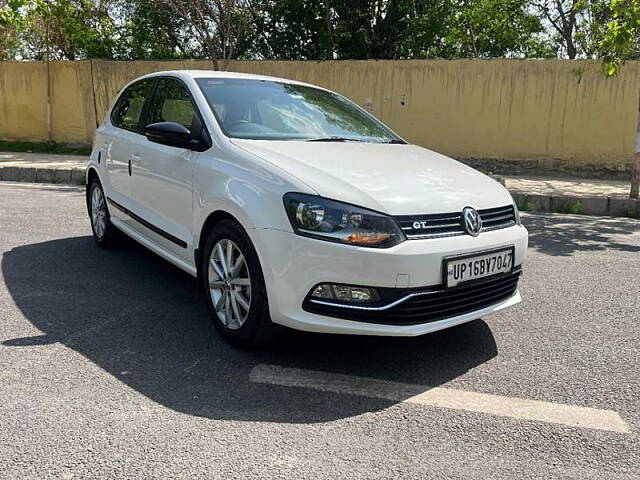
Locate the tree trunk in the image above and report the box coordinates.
[467,21,479,57]
[324,0,333,60]
[566,38,577,59]
[206,38,219,70]
[631,154,640,199]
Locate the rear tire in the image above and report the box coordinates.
[201,219,282,348]
[88,178,120,249]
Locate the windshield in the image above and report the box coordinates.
[195,78,402,143]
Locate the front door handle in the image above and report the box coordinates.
[128,154,140,176]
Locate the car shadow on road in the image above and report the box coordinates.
[2,236,497,423]
[524,213,640,257]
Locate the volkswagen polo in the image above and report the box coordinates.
[86,70,528,347]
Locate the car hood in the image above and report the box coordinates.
[231,139,512,215]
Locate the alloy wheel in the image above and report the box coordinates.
[91,186,107,239]
[208,238,252,330]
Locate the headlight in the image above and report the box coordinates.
[283,193,405,248]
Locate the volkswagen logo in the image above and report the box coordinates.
[462,207,482,236]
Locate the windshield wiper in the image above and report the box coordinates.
[384,139,407,144]
[306,136,365,142]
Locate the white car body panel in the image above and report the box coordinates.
[129,141,196,260]
[230,140,512,215]
[246,224,527,335]
[87,70,528,337]
[103,128,136,206]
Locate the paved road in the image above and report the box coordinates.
[1,182,639,479]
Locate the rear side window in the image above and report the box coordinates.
[111,79,153,131]
[145,78,197,130]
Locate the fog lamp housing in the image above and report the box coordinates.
[310,283,380,304]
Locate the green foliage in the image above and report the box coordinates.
[0,0,29,60]
[249,0,332,60]
[627,200,640,217]
[331,0,409,59]
[117,0,200,59]
[574,0,612,57]
[148,0,255,68]
[8,0,120,60]
[394,1,451,58]
[601,0,640,74]
[0,140,91,155]
[553,199,585,214]
[516,196,536,212]
[249,0,550,60]
[438,0,549,58]
[0,0,637,66]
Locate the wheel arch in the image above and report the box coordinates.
[195,210,243,280]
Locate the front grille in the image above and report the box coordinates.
[396,205,516,239]
[303,267,521,326]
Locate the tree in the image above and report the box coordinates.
[330,0,407,59]
[10,0,119,61]
[600,0,640,74]
[118,0,199,59]
[439,0,551,58]
[0,0,27,60]
[597,0,640,198]
[394,0,452,58]
[530,0,618,59]
[247,0,332,60]
[246,0,553,61]
[573,0,612,57]
[154,0,253,69]
[533,0,584,58]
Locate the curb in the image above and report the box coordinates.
[2,166,639,219]
[0,166,85,185]
[512,193,640,219]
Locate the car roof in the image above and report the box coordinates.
[136,69,324,91]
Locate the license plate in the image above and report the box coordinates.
[445,248,514,288]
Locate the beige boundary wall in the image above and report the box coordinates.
[1,59,639,175]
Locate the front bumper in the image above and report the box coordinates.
[248,224,528,336]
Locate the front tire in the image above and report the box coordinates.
[201,220,281,348]
[88,178,119,248]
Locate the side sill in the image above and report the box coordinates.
[110,217,197,277]
[107,197,188,248]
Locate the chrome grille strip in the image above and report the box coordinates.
[482,213,514,223]
[397,205,516,239]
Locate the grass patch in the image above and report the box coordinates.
[0,140,91,156]
[515,196,536,212]
[627,203,640,219]
[553,199,584,214]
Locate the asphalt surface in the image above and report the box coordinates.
[0,181,639,479]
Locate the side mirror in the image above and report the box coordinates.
[144,122,193,149]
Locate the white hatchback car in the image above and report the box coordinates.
[86,70,528,347]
